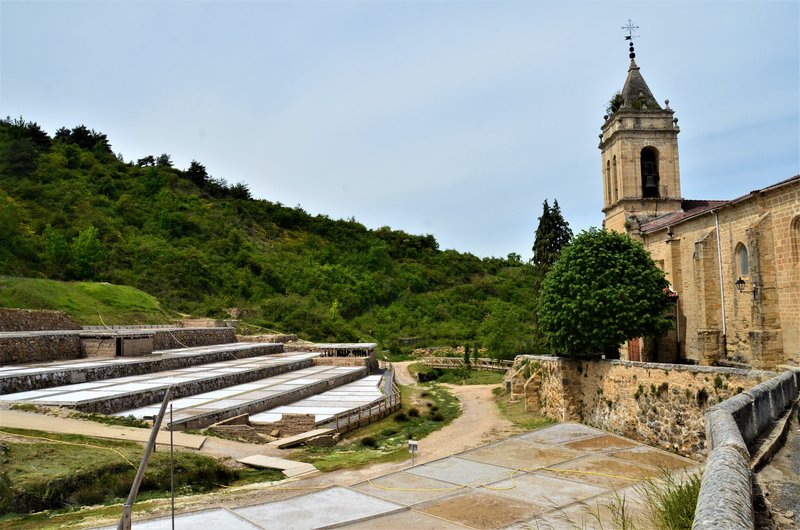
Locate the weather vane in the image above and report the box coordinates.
[621,19,639,59]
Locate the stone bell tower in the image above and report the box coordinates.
[599,31,683,235]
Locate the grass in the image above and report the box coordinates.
[0,427,282,520]
[408,363,506,385]
[289,383,460,471]
[0,276,174,325]
[492,387,555,431]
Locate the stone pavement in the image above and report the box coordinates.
[95,423,700,529]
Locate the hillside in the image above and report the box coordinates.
[0,277,172,325]
[0,118,543,356]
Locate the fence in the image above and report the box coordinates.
[321,386,402,434]
[420,356,514,372]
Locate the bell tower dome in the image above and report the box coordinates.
[599,40,683,235]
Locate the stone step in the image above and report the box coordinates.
[268,428,337,449]
[237,455,318,477]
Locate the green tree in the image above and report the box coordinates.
[531,199,572,269]
[71,225,105,280]
[43,224,70,276]
[538,229,672,356]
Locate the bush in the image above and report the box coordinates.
[360,436,377,448]
[430,411,445,422]
[407,407,420,417]
[394,411,408,422]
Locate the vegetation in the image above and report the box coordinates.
[291,384,460,471]
[531,198,573,270]
[0,117,546,358]
[0,428,282,517]
[409,364,505,385]
[491,387,555,431]
[595,470,701,529]
[0,277,172,325]
[539,229,672,356]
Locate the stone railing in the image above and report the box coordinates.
[692,369,800,530]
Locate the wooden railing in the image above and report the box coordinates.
[320,388,402,434]
[419,356,513,372]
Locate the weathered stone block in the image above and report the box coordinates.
[692,445,753,530]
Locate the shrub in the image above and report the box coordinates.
[394,411,408,422]
[360,436,377,448]
[407,407,420,417]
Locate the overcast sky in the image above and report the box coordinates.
[2,1,798,259]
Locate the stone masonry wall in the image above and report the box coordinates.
[0,333,83,364]
[507,355,775,458]
[152,328,236,350]
[0,309,81,331]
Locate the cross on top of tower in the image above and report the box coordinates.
[621,19,639,59]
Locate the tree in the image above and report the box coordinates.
[43,224,70,276]
[186,160,209,186]
[71,225,105,279]
[538,229,672,356]
[532,199,572,269]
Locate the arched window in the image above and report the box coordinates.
[792,216,800,262]
[641,147,660,198]
[736,243,749,277]
[612,156,618,201]
[606,161,612,204]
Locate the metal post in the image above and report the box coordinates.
[170,403,175,530]
[118,387,173,530]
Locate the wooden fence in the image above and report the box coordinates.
[419,356,513,372]
[321,387,402,434]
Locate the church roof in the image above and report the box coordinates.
[619,59,662,111]
[639,175,800,234]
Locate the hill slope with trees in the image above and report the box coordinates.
[0,117,545,357]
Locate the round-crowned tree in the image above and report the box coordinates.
[538,228,672,356]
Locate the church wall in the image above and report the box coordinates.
[641,179,800,369]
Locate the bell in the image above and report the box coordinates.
[644,174,658,189]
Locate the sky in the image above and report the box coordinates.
[2,1,798,259]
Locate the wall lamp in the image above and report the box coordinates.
[735,277,758,299]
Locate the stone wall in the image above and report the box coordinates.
[0,309,81,331]
[0,333,83,364]
[237,334,298,343]
[253,413,316,437]
[152,328,236,350]
[641,178,800,368]
[693,369,800,529]
[507,355,775,458]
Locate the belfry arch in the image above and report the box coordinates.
[641,146,660,198]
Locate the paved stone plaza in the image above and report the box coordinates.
[96,423,699,529]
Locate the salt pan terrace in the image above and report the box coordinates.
[0,352,319,413]
[0,342,283,393]
[250,374,384,425]
[116,365,366,429]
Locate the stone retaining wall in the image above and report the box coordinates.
[506,355,774,457]
[692,370,800,529]
[0,309,80,331]
[237,334,298,343]
[152,328,236,350]
[0,333,83,364]
[1,343,284,394]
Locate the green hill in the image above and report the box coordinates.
[0,117,543,356]
[0,277,173,325]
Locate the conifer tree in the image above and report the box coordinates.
[532,199,573,268]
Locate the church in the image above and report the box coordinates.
[599,43,799,370]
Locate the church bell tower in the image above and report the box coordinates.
[600,25,682,234]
